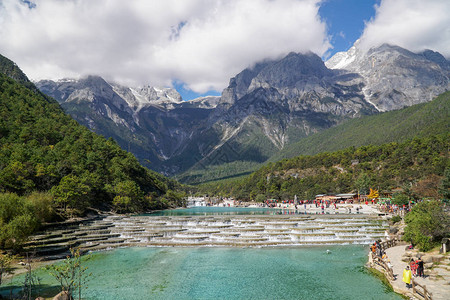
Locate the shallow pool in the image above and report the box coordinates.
[1,245,401,299]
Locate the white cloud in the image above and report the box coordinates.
[359,0,450,58]
[0,0,330,93]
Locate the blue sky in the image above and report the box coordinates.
[0,0,448,101]
[319,0,379,57]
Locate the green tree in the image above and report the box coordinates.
[25,191,55,223]
[355,173,370,195]
[0,252,14,286]
[438,168,450,203]
[0,193,40,249]
[403,200,450,251]
[255,194,266,202]
[111,180,144,213]
[51,175,91,214]
[392,193,410,206]
[158,190,185,208]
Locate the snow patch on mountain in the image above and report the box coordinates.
[325,40,361,70]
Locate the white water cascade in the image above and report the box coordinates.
[25,214,388,258]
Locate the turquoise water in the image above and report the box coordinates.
[146,206,340,216]
[2,246,401,299]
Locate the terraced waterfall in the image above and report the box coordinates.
[25,211,388,258]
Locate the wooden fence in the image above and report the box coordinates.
[380,237,398,251]
[370,237,434,300]
[370,238,398,282]
[412,279,433,300]
[371,252,395,280]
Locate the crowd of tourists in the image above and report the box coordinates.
[371,240,425,289]
[378,203,411,216]
[371,241,395,276]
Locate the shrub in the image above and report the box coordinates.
[391,215,402,224]
[403,200,449,251]
[255,194,266,202]
[25,191,55,223]
[392,193,410,206]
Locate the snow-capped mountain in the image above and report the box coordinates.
[326,42,449,111]
[112,84,182,111]
[36,43,449,181]
[325,40,361,70]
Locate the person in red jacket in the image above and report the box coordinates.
[410,258,417,277]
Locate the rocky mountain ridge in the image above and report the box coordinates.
[326,41,450,111]
[36,43,449,182]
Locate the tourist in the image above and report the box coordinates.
[416,257,424,277]
[410,258,417,277]
[371,243,377,254]
[402,266,412,288]
[376,241,383,257]
[387,260,393,272]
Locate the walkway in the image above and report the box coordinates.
[384,245,450,300]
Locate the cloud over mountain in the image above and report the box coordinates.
[359,0,450,58]
[0,0,329,93]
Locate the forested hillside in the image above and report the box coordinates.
[183,91,450,184]
[0,55,184,249]
[200,134,449,201]
[270,91,450,162]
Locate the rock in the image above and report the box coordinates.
[403,250,418,258]
[401,257,410,262]
[431,255,444,262]
[422,255,433,263]
[389,227,399,234]
[326,42,450,112]
[35,297,45,300]
[52,291,73,300]
[424,262,433,269]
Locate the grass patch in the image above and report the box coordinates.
[367,268,394,291]
[367,267,408,299]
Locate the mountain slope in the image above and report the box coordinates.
[200,133,449,201]
[36,77,220,173]
[326,42,449,111]
[269,91,450,162]
[170,52,377,183]
[176,47,449,184]
[0,54,181,212]
[36,44,449,184]
[185,90,450,184]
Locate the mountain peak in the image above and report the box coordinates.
[325,40,361,70]
[326,41,449,111]
[0,53,31,84]
[220,52,334,106]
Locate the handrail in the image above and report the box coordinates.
[412,279,433,300]
[371,252,395,280]
[370,237,433,300]
[380,237,398,251]
[369,237,398,281]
